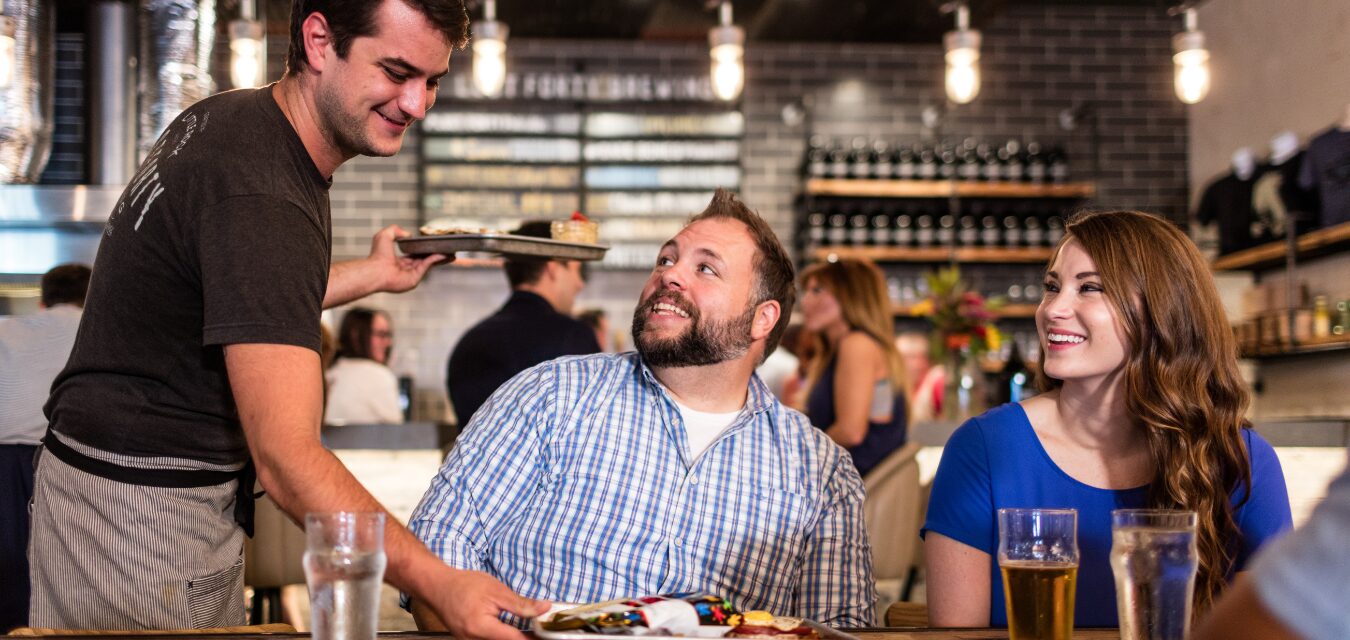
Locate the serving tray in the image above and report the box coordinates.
[397,233,609,261]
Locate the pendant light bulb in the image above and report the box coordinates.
[1172,9,1210,104]
[708,2,745,102]
[473,0,508,98]
[943,4,981,105]
[229,17,264,89]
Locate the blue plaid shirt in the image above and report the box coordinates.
[409,352,875,627]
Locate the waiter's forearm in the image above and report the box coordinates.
[324,257,381,309]
[225,342,449,599]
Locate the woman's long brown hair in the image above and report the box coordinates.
[1036,210,1252,614]
[800,258,907,395]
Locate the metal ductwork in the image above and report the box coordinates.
[0,0,54,183]
[89,1,138,185]
[138,0,216,160]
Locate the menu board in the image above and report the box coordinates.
[420,107,744,268]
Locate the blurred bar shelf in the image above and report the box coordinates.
[812,245,1054,264]
[803,179,1096,199]
[893,302,1039,318]
[1212,221,1350,271]
[1240,335,1350,359]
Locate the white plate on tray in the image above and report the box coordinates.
[397,233,609,261]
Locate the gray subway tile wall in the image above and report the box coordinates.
[307,4,1189,421]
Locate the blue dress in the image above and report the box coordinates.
[922,402,1292,628]
[805,353,908,477]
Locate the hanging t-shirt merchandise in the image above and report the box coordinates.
[1299,127,1350,227]
[1196,170,1260,255]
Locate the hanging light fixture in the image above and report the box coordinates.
[473,0,507,98]
[708,1,744,102]
[1172,8,1210,104]
[0,0,16,90]
[229,0,264,89]
[943,2,981,105]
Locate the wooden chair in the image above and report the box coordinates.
[243,495,308,625]
[861,441,923,621]
[884,601,929,628]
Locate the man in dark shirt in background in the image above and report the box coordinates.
[446,221,600,426]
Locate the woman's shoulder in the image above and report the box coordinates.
[838,330,884,355]
[945,402,1035,452]
[330,357,396,380]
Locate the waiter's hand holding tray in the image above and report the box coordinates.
[529,594,858,640]
[399,214,609,262]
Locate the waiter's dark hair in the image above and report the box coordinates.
[41,263,92,308]
[687,189,796,362]
[285,0,470,76]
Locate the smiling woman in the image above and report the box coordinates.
[921,210,1293,631]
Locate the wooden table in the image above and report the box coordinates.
[15,631,1121,640]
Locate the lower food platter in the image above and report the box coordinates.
[397,233,610,261]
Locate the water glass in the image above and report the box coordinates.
[303,512,388,640]
[998,508,1079,640]
[1110,509,1199,640]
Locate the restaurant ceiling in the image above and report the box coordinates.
[457,0,1171,44]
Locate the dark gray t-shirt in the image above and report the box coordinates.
[1299,127,1350,227]
[46,86,331,465]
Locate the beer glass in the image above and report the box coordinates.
[1110,509,1199,640]
[304,512,388,640]
[998,508,1079,640]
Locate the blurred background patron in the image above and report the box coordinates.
[799,258,909,478]
[0,263,91,631]
[446,221,601,427]
[325,307,404,425]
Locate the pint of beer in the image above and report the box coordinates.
[997,508,1079,640]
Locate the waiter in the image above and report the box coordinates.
[30,0,544,637]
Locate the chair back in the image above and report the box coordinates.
[862,441,923,581]
[243,495,308,588]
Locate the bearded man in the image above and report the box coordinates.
[407,189,875,628]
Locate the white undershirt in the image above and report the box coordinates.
[670,397,743,460]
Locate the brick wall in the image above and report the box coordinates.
[310,4,1187,420]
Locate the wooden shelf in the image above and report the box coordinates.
[1241,335,1350,359]
[804,179,1096,199]
[1213,221,1350,271]
[812,245,1054,264]
[894,303,1039,319]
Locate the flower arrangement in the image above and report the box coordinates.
[909,266,1003,362]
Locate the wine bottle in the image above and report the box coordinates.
[871,140,894,179]
[917,145,939,180]
[1025,141,1046,183]
[1001,139,1024,182]
[828,140,850,179]
[806,135,829,178]
[893,214,915,246]
[896,144,917,179]
[849,136,871,179]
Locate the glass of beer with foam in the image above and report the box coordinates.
[998,508,1079,640]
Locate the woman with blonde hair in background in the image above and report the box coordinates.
[799,258,909,477]
[922,210,1291,629]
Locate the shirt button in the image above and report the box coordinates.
[672,537,684,547]
[688,476,699,486]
